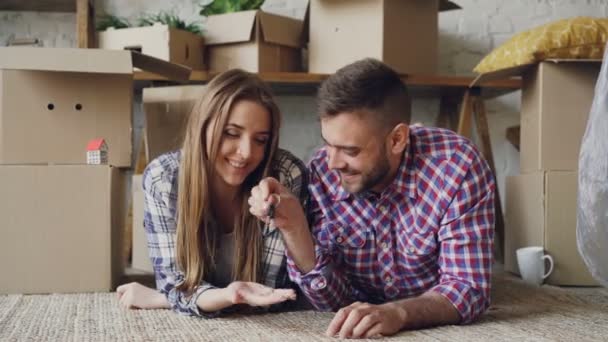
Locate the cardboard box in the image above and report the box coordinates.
[0,165,127,294]
[472,60,601,172]
[131,174,153,273]
[505,172,597,286]
[142,85,205,162]
[204,10,304,72]
[98,23,206,71]
[308,0,460,74]
[0,47,190,167]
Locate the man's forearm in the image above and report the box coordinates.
[391,291,461,330]
[281,225,316,274]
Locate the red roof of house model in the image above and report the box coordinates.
[86,138,107,151]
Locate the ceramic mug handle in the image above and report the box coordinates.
[542,254,554,279]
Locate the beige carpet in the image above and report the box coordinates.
[1,273,607,341]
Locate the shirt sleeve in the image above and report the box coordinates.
[142,160,221,318]
[429,147,495,324]
[285,165,360,311]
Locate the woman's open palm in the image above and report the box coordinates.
[227,281,296,306]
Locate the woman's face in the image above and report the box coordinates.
[206,99,272,188]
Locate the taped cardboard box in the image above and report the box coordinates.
[98,23,206,71]
[204,10,304,72]
[472,59,601,173]
[131,174,153,273]
[505,171,596,286]
[308,0,460,74]
[0,165,127,294]
[142,85,205,162]
[0,47,191,167]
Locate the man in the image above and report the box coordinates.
[249,58,495,339]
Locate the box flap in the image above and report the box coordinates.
[470,63,533,87]
[205,10,257,45]
[471,59,603,87]
[0,47,133,74]
[439,0,461,11]
[0,47,191,81]
[131,51,191,82]
[259,11,304,48]
[302,2,310,43]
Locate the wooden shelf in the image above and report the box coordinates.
[134,71,521,98]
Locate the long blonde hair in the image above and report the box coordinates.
[176,69,281,294]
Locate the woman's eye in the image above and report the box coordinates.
[224,130,239,137]
[255,137,269,145]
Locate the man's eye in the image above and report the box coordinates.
[344,150,359,157]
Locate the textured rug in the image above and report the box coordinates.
[1,273,607,341]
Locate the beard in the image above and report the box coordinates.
[340,149,391,195]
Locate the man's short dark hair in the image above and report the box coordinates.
[317,58,411,130]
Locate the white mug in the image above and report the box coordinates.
[516,246,554,286]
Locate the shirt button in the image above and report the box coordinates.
[385,275,393,284]
[408,246,416,254]
[336,236,344,244]
[313,276,327,290]
[381,242,389,250]
[379,205,387,213]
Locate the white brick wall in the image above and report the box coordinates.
[1,0,607,206]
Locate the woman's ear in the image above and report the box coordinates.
[388,123,409,155]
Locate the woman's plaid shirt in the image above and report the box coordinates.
[142,149,307,317]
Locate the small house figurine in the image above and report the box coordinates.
[86,138,108,165]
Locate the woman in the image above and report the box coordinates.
[116,69,307,317]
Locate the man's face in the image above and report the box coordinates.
[320,112,392,194]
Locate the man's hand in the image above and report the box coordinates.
[226,281,296,306]
[326,301,406,339]
[249,177,317,273]
[116,282,170,310]
[248,177,307,233]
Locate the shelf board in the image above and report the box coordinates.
[134,71,521,98]
[0,0,77,12]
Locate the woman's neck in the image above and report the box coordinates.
[209,174,241,233]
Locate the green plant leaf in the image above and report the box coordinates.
[137,11,203,35]
[199,0,265,16]
[96,14,131,31]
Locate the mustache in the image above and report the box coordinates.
[337,168,359,176]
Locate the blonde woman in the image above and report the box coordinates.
[116,69,307,317]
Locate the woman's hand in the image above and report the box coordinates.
[226,281,296,306]
[116,282,170,310]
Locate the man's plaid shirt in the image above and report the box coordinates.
[287,125,495,323]
[142,149,307,317]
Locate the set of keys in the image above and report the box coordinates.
[264,194,279,230]
[264,203,276,231]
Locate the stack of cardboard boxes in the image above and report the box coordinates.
[98,0,460,75]
[476,60,601,285]
[0,47,189,294]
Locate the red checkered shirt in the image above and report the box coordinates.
[287,125,495,323]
